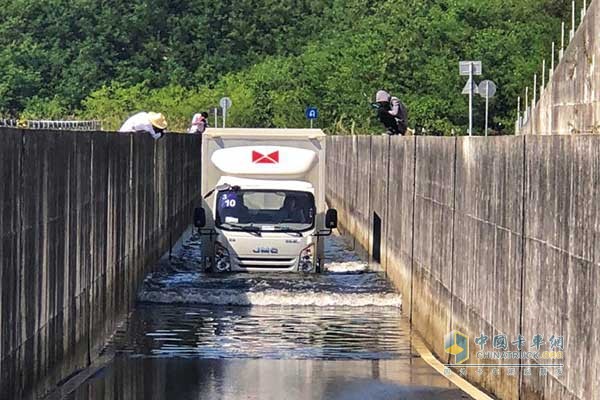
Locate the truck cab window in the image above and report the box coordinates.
[216,190,315,232]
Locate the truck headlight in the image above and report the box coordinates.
[299,244,315,273]
[214,242,231,272]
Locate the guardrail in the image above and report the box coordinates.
[0,119,20,128]
[0,119,103,131]
[515,0,591,133]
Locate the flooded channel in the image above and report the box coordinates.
[64,233,468,399]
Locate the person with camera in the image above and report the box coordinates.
[374,90,408,135]
[188,112,209,134]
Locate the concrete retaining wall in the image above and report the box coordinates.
[0,128,201,399]
[520,0,599,135]
[520,136,599,399]
[326,135,598,400]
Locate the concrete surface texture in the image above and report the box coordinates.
[520,0,599,135]
[326,135,599,400]
[0,128,201,399]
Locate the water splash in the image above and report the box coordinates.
[139,288,402,307]
[138,233,402,309]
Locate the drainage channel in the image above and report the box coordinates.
[60,232,470,400]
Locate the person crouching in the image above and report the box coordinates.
[119,111,168,140]
[374,90,407,135]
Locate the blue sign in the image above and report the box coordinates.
[305,107,318,120]
[219,192,238,209]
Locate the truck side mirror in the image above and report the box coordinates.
[325,209,338,229]
[194,207,206,228]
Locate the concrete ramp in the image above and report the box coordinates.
[520,0,599,135]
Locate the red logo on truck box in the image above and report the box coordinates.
[252,150,279,164]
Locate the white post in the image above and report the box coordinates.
[485,82,489,137]
[533,74,537,107]
[469,62,473,136]
[517,96,521,133]
[525,87,529,123]
[560,22,565,60]
[571,0,576,40]
[214,107,218,128]
[542,59,546,92]
[582,0,587,21]
[310,119,313,129]
[551,42,555,76]
[223,107,226,128]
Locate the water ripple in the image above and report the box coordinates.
[113,234,409,360]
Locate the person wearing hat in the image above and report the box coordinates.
[119,111,168,140]
[374,90,408,135]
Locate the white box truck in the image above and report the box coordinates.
[194,128,337,273]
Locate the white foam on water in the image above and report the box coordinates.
[138,288,402,308]
[325,261,369,273]
[138,234,401,309]
[323,235,378,273]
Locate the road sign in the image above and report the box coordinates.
[305,107,318,128]
[219,97,232,128]
[219,97,232,110]
[478,80,497,99]
[478,80,498,137]
[305,107,318,120]
[460,61,482,136]
[462,78,479,95]
[459,61,482,76]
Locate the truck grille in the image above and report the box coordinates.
[236,256,296,269]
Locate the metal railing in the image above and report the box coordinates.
[0,119,21,128]
[515,0,591,134]
[0,119,103,131]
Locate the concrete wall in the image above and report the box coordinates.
[326,135,599,400]
[451,137,525,399]
[520,0,599,135]
[0,128,201,399]
[520,136,600,399]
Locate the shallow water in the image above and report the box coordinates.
[64,233,467,399]
[67,358,468,400]
[117,233,405,360]
[138,233,401,308]
[110,304,410,360]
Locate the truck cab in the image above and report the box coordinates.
[194,129,337,273]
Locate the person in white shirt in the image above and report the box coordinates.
[188,112,209,134]
[119,112,168,140]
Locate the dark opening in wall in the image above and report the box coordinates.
[372,212,381,263]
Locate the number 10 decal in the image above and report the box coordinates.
[224,199,237,208]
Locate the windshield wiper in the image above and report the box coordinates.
[225,223,261,233]
[272,225,304,236]
[273,225,308,233]
[274,225,297,231]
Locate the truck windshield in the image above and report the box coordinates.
[215,189,315,232]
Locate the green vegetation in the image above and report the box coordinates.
[0,0,570,134]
